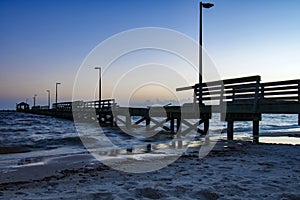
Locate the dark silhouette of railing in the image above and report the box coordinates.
[28,99,116,122]
[52,99,116,112]
[260,79,300,102]
[177,75,300,142]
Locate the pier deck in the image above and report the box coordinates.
[17,76,300,143]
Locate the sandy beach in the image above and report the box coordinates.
[1,140,299,200]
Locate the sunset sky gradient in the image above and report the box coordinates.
[1,0,300,109]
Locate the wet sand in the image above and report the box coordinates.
[0,140,299,200]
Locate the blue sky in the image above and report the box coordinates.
[1,0,300,109]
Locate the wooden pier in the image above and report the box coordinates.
[17,75,300,143]
[177,75,300,142]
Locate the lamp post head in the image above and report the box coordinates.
[56,82,61,85]
[94,67,101,70]
[202,2,214,9]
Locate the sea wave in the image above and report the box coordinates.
[0,128,28,132]
[0,146,31,154]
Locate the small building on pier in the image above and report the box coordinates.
[16,102,30,111]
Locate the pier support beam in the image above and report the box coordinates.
[170,118,175,133]
[176,118,181,133]
[126,116,131,127]
[298,114,300,126]
[253,120,259,143]
[110,115,114,127]
[204,119,209,135]
[227,121,234,140]
[146,118,150,131]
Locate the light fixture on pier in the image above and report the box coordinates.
[46,90,50,109]
[94,67,102,108]
[55,82,61,106]
[33,94,37,107]
[199,1,214,104]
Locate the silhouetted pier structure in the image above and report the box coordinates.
[28,99,116,124]
[16,102,30,111]
[177,76,300,142]
[17,75,300,143]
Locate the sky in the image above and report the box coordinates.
[1,0,300,109]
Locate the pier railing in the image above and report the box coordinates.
[52,99,116,111]
[260,79,300,102]
[177,75,300,142]
[52,102,72,111]
[31,106,50,110]
[177,75,261,112]
[177,76,300,110]
[194,75,261,107]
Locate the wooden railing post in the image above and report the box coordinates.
[220,83,224,105]
[261,85,265,99]
[220,83,225,114]
[253,76,260,113]
[199,83,203,105]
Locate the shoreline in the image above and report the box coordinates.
[1,140,299,199]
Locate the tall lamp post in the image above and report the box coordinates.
[55,82,61,107]
[33,94,37,107]
[199,1,214,104]
[94,67,102,108]
[46,90,50,109]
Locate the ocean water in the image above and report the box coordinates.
[0,112,85,169]
[0,111,299,169]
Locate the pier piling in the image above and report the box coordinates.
[227,121,234,140]
[253,120,259,143]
